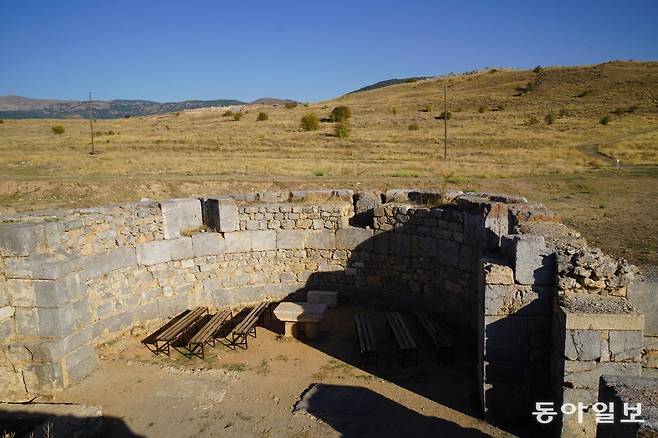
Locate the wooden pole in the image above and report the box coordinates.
[89,92,95,155]
[443,85,447,160]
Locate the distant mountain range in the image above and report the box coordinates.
[0,95,294,119]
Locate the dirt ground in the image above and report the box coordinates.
[53,304,517,438]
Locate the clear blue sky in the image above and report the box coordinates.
[2,0,657,103]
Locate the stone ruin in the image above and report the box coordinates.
[0,188,656,436]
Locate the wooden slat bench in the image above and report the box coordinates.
[385,312,418,366]
[142,306,208,356]
[354,314,378,368]
[230,302,269,349]
[415,312,452,362]
[176,310,233,359]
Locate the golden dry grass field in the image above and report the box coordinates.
[0,61,657,267]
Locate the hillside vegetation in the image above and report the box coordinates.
[0,61,657,266]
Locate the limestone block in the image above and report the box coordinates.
[384,189,411,203]
[191,232,225,257]
[36,299,91,339]
[564,330,601,361]
[501,234,555,285]
[0,366,28,399]
[0,223,46,256]
[482,261,514,285]
[483,284,551,316]
[351,191,382,227]
[276,229,306,250]
[14,307,39,337]
[251,230,276,251]
[33,274,85,307]
[0,305,14,322]
[225,231,252,253]
[107,246,137,271]
[273,302,327,322]
[307,290,338,307]
[335,227,373,250]
[157,295,189,318]
[204,197,239,232]
[168,237,194,261]
[38,326,94,362]
[24,361,65,393]
[563,361,641,389]
[62,343,97,383]
[627,279,658,336]
[0,276,7,307]
[559,305,645,331]
[29,253,81,280]
[306,230,335,250]
[608,330,643,361]
[160,198,203,239]
[560,387,598,438]
[7,279,35,306]
[136,240,172,266]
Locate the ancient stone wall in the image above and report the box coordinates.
[0,187,654,438]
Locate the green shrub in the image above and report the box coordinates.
[525,115,540,126]
[284,101,297,109]
[478,106,486,113]
[233,112,243,121]
[408,123,419,130]
[334,121,350,138]
[257,112,269,121]
[600,115,611,125]
[300,113,320,131]
[489,68,499,73]
[545,112,557,125]
[437,111,452,120]
[533,65,544,74]
[51,125,65,134]
[329,106,351,122]
[558,108,570,118]
[422,103,433,113]
[390,106,398,115]
[223,110,234,117]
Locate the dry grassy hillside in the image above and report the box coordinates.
[0,61,657,266]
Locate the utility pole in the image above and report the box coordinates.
[443,85,447,160]
[88,92,95,155]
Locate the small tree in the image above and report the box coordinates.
[257,112,269,121]
[329,106,351,122]
[301,113,320,131]
[51,125,65,134]
[545,112,557,125]
[284,101,298,109]
[600,115,611,125]
[223,110,234,117]
[335,121,350,138]
[233,112,243,121]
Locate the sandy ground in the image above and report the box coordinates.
[53,305,518,438]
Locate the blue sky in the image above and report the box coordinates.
[1,0,657,102]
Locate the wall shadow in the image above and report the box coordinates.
[294,383,490,438]
[0,408,142,438]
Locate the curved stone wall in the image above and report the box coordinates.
[0,188,653,436]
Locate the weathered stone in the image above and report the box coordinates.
[29,253,80,280]
[307,290,338,308]
[225,231,252,253]
[482,262,514,285]
[62,343,97,382]
[7,279,35,306]
[608,330,643,361]
[563,361,641,389]
[204,197,239,232]
[136,240,171,266]
[191,232,225,257]
[351,191,382,227]
[628,279,658,336]
[0,223,46,256]
[33,274,85,307]
[559,305,645,331]
[335,227,373,250]
[483,284,551,316]
[306,230,335,250]
[564,330,601,361]
[251,230,276,251]
[501,234,555,285]
[276,229,306,250]
[0,305,14,322]
[168,237,194,261]
[107,246,137,271]
[160,198,203,239]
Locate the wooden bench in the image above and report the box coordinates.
[142,307,208,356]
[415,312,452,362]
[176,310,233,359]
[354,314,378,368]
[385,312,418,366]
[230,302,269,349]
